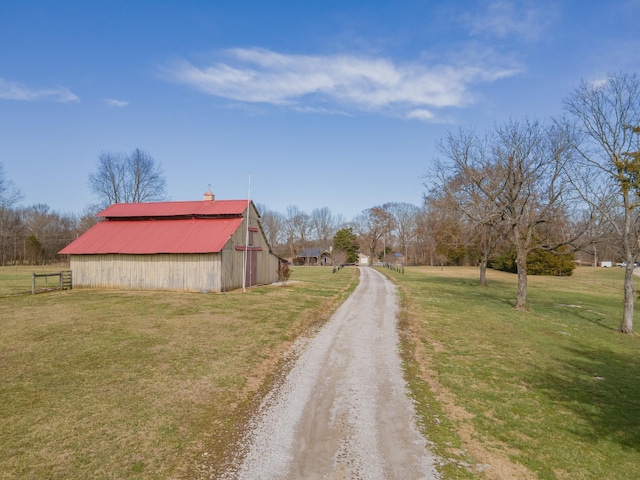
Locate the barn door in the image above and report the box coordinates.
[245,250,258,287]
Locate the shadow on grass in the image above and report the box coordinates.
[406,270,513,291]
[530,344,640,451]
[573,310,617,332]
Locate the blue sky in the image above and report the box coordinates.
[1,1,638,221]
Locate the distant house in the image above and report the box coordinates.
[59,192,281,292]
[392,252,405,266]
[357,253,369,266]
[293,248,333,266]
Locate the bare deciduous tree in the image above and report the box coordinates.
[89,148,166,206]
[285,205,311,262]
[256,204,285,252]
[413,207,437,266]
[383,202,419,264]
[353,206,394,263]
[22,204,78,262]
[0,163,22,209]
[423,187,468,266]
[311,207,339,248]
[75,204,102,236]
[435,129,506,285]
[0,163,23,266]
[434,119,578,310]
[563,72,640,333]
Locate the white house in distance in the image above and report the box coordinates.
[357,253,370,266]
[59,191,281,292]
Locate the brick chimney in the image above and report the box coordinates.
[203,189,215,201]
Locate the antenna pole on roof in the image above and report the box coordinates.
[242,173,251,292]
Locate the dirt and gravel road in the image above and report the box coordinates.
[222,266,440,480]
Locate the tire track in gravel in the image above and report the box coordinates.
[222,266,440,480]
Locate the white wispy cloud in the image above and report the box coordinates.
[463,0,557,42]
[0,77,79,102]
[162,48,520,120]
[406,109,435,121]
[104,98,129,108]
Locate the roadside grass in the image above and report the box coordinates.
[0,266,358,480]
[387,265,640,480]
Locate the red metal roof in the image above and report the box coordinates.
[99,200,250,218]
[59,217,244,254]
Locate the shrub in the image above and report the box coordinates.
[527,248,576,276]
[491,248,575,276]
[491,251,517,273]
[277,263,291,283]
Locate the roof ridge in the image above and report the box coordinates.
[98,199,251,218]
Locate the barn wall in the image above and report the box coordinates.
[70,253,222,292]
[220,227,245,292]
[220,203,280,291]
[247,203,280,287]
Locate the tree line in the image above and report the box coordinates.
[259,201,443,267]
[0,198,97,267]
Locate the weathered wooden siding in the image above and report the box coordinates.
[220,203,280,291]
[249,203,280,286]
[70,253,222,292]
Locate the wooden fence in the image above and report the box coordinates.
[32,271,72,294]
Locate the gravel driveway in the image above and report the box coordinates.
[223,267,440,480]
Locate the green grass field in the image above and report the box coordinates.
[0,266,358,479]
[2,264,639,479]
[384,265,640,480]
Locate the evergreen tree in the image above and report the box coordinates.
[333,228,359,263]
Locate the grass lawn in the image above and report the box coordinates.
[385,265,640,480]
[5,263,639,479]
[0,266,358,479]
[0,264,70,296]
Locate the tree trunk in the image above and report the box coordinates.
[0,215,5,266]
[620,262,635,334]
[620,192,635,334]
[515,254,528,311]
[479,258,487,286]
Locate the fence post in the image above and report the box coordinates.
[32,273,36,294]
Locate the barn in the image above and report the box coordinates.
[59,192,281,292]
